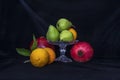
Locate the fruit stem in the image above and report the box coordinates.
[24,60,30,63]
[78,51,83,57]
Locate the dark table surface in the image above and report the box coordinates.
[1,57,120,80]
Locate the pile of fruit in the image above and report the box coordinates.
[16,18,94,68]
[46,18,77,42]
[16,35,56,68]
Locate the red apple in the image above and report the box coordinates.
[70,41,94,62]
[30,36,55,50]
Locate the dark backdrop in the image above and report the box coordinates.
[0,0,120,80]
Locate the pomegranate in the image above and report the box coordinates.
[70,41,94,62]
[30,36,55,50]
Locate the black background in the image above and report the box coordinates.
[0,0,120,80]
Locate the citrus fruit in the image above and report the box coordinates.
[30,48,49,68]
[44,47,56,64]
[68,28,77,40]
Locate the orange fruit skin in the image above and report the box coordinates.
[30,48,49,68]
[44,47,56,64]
[68,28,77,40]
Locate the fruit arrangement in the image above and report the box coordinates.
[16,35,56,68]
[16,18,94,68]
[46,18,77,42]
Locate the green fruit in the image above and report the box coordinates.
[46,25,59,42]
[56,18,72,32]
[60,30,74,42]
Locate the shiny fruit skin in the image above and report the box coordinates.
[30,48,49,68]
[44,47,56,64]
[70,42,94,62]
[68,28,77,40]
[30,36,55,50]
[37,36,55,50]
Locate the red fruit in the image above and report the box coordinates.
[30,36,55,50]
[37,36,55,50]
[70,41,94,62]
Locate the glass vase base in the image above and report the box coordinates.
[55,55,72,63]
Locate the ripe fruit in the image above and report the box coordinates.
[56,18,72,32]
[70,42,94,62]
[30,48,49,68]
[30,36,55,50]
[44,47,56,64]
[46,25,60,42]
[60,30,74,42]
[68,28,77,40]
[37,36,55,50]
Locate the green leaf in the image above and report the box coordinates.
[30,34,37,51]
[16,48,31,56]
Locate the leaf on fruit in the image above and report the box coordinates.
[16,48,31,56]
[30,34,37,51]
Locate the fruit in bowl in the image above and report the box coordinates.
[68,28,77,40]
[46,25,60,42]
[60,30,74,42]
[46,18,77,42]
[56,18,73,32]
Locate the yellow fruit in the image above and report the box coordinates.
[30,48,49,68]
[44,47,56,64]
[68,28,77,40]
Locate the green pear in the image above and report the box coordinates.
[46,25,59,42]
[60,30,74,42]
[56,18,72,32]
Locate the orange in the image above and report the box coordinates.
[68,28,77,40]
[30,48,49,68]
[44,47,56,64]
